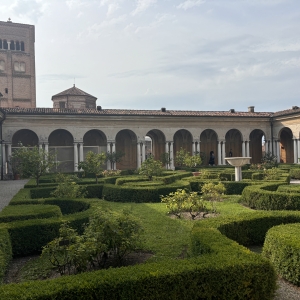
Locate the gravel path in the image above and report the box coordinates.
[0,179,29,211]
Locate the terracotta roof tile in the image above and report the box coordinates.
[1,107,272,117]
[271,106,300,117]
[51,85,97,99]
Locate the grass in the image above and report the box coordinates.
[12,195,251,282]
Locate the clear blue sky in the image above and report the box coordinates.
[1,0,300,112]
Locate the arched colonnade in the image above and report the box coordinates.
[2,126,298,174]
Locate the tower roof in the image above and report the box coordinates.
[51,85,97,100]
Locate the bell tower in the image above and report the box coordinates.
[0,19,36,108]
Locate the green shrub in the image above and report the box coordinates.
[241,183,300,210]
[262,223,300,285]
[30,187,56,199]
[103,180,191,203]
[0,205,62,222]
[290,168,300,179]
[0,229,12,283]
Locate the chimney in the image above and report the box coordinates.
[161,107,166,112]
[248,106,255,113]
[292,106,299,110]
[97,106,102,111]
[229,109,235,113]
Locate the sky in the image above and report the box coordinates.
[1,0,300,112]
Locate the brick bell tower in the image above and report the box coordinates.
[0,18,36,108]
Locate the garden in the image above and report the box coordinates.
[1,148,300,299]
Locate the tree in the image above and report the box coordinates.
[10,145,56,186]
[106,151,125,170]
[160,152,172,169]
[184,154,202,168]
[139,155,163,180]
[175,148,189,168]
[78,151,106,183]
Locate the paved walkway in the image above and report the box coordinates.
[0,180,29,211]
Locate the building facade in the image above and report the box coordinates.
[0,19,36,108]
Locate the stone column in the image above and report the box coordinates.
[112,142,116,170]
[197,141,200,154]
[298,140,300,164]
[39,143,43,150]
[73,143,78,172]
[79,142,84,163]
[246,141,250,158]
[107,142,111,170]
[242,141,246,157]
[7,143,12,174]
[2,144,6,175]
[137,142,141,169]
[142,142,146,162]
[222,141,226,165]
[7,42,11,50]
[276,141,281,163]
[265,140,269,154]
[170,142,174,170]
[165,142,169,169]
[293,139,298,163]
[273,140,276,156]
[192,142,196,155]
[217,141,221,165]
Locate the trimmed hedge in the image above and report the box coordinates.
[103,180,191,203]
[241,182,300,210]
[0,205,62,222]
[0,241,277,300]
[0,229,12,283]
[290,168,300,179]
[262,223,300,286]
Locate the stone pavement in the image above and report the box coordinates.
[0,180,29,211]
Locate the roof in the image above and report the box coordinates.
[1,107,272,118]
[51,85,97,100]
[271,106,300,117]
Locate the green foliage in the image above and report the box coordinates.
[262,223,300,286]
[161,189,207,219]
[201,182,226,212]
[160,152,172,169]
[51,174,86,199]
[290,168,300,179]
[102,169,121,177]
[184,154,202,168]
[103,180,191,203]
[139,155,163,180]
[78,151,106,183]
[41,210,143,275]
[261,151,278,169]
[0,205,62,222]
[0,229,12,283]
[263,167,280,180]
[106,151,125,170]
[10,145,57,186]
[175,147,188,167]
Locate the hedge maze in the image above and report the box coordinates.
[0,166,300,299]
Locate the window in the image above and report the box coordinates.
[21,41,25,51]
[59,102,66,108]
[5,88,8,94]
[0,60,4,72]
[16,41,20,51]
[3,40,8,50]
[14,61,25,72]
[0,39,2,49]
[10,40,15,50]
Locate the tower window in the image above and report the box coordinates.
[10,40,15,50]
[0,39,2,49]
[14,61,26,72]
[0,60,4,72]
[5,88,8,94]
[16,41,20,51]
[3,40,8,50]
[21,41,25,51]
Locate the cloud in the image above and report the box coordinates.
[107,3,120,17]
[0,0,49,23]
[131,0,157,16]
[39,74,86,83]
[65,0,94,9]
[135,13,176,33]
[176,0,206,10]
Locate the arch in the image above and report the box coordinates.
[10,40,15,51]
[12,129,38,147]
[116,129,137,170]
[249,129,265,163]
[173,129,193,166]
[279,127,293,163]
[48,129,74,172]
[200,129,218,165]
[225,129,242,157]
[83,129,107,156]
[145,129,166,162]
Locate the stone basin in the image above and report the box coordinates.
[224,157,251,181]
